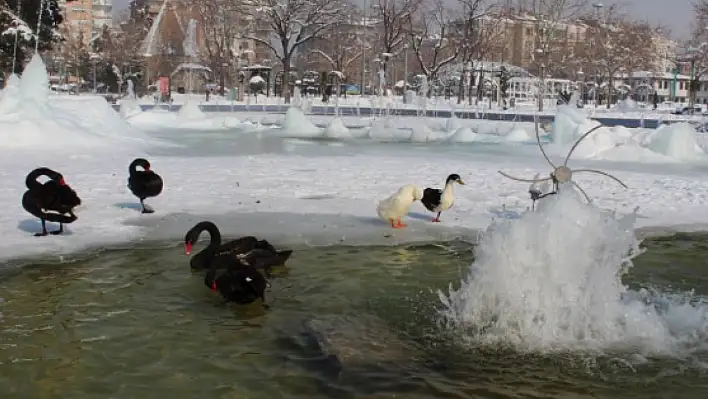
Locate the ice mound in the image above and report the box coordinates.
[410,123,448,142]
[447,127,501,143]
[367,118,410,142]
[177,99,206,120]
[323,117,352,139]
[504,125,533,142]
[445,114,462,133]
[550,106,706,163]
[642,123,707,161]
[119,97,143,119]
[614,98,639,112]
[0,54,149,154]
[440,188,708,355]
[0,74,21,114]
[552,105,597,147]
[280,106,322,138]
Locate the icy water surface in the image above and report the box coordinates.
[0,238,707,398]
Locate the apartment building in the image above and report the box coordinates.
[58,0,113,45]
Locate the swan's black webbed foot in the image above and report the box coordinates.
[34,232,48,237]
[49,230,63,235]
[139,199,155,214]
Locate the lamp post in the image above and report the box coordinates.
[534,47,545,111]
[89,53,100,93]
[402,43,409,103]
[577,69,584,106]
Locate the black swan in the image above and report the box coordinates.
[127,158,163,214]
[22,167,82,237]
[205,264,269,305]
[184,221,293,273]
[421,173,465,222]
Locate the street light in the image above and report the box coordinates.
[402,43,409,103]
[89,52,101,93]
[534,47,545,111]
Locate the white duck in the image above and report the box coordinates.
[376,184,424,229]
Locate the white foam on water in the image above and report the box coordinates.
[439,187,708,357]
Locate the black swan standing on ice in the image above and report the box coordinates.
[127,158,163,214]
[184,221,293,274]
[421,173,465,222]
[205,263,269,305]
[22,167,82,236]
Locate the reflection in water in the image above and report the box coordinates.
[0,239,706,398]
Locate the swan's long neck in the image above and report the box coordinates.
[26,168,60,189]
[129,159,149,175]
[202,223,221,251]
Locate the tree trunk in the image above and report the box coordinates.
[607,81,613,109]
[283,57,291,104]
[457,71,465,104]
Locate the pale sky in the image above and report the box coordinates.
[111,0,697,40]
[619,0,695,39]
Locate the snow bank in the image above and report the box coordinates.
[0,54,149,155]
[642,123,707,161]
[551,105,708,163]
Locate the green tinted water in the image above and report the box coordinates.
[0,237,706,398]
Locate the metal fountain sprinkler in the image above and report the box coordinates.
[498,115,628,204]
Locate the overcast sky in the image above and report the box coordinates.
[111,0,697,40]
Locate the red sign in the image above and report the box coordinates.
[159,76,169,95]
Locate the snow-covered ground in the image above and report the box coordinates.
[2,57,708,265]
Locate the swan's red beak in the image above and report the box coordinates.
[59,178,66,186]
[185,242,192,255]
[211,282,218,292]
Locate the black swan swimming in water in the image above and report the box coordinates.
[205,263,269,305]
[127,158,163,214]
[184,221,293,273]
[22,167,82,237]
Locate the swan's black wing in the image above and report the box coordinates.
[215,236,261,256]
[128,171,163,199]
[421,188,442,212]
[236,249,293,270]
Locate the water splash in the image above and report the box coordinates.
[439,188,708,356]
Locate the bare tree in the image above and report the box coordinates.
[576,5,654,107]
[370,0,422,72]
[246,0,351,103]
[309,21,367,79]
[195,0,243,94]
[407,0,460,96]
[453,0,496,104]
[518,0,589,110]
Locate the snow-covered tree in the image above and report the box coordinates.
[453,0,495,104]
[0,0,70,73]
[371,0,422,73]
[407,0,460,96]
[518,0,588,111]
[575,5,655,107]
[246,0,351,103]
[309,20,366,80]
[195,0,245,94]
